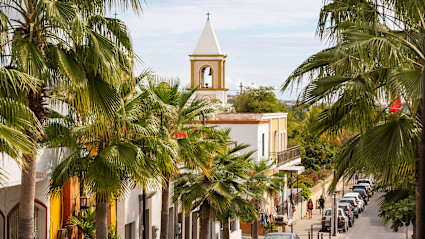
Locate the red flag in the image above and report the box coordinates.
[390,98,402,114]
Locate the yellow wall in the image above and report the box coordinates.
[50,195,62,239]
[110,199,117,227]
[269,117,288,153]
[270,118,280,153]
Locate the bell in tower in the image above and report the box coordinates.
[189,15,228,104]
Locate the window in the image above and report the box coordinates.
[273,131,277,153]
[9,207,39,239]
[261,133,265,157]
[280,131,284,150]
[125,223,133,239]
[200,66,213,88]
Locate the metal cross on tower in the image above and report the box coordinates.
[206,12,211,20]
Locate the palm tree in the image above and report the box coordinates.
[148,80,216,239]
[247,160,283,239]
[173,142,257,239]
[0,68,41,183]
[48,74,164,239]
[281,0,423,235]
[1,0,143,236]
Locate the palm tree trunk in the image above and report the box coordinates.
[200,203,211,239]
[96,196,109,239]
[18,152,37,239]
[160,180,171,239]
[252,199,259,239]
[18,86,47,239]
[222,218,230,239]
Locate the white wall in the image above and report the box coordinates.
[117,187,142,239]
[211,123,269,162]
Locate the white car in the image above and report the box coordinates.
[343,193,365,212]
[357,178,374,188]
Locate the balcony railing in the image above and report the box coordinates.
[276,191,302,215]
[270,145,301,167]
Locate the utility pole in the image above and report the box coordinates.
[239,82,243,94]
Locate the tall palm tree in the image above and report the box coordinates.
[282,0,423,235]
[1,0,143,237]
[149,81,216,239]
[48,74,164,239]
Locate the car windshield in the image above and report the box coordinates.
[358,180,370,184]
[353,190,365,195]
[324,210,332,216]
[265,235,291,239]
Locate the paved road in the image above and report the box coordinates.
[292,192,413,239]
[338,193,412,239]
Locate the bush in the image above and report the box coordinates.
[299,182,312,199]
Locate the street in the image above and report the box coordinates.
[292,192,413,239]
[339,193,412,239]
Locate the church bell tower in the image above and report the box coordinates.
[190,16,228,104]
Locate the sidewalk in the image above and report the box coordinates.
[291,178,352,239]
[241,177,352,239]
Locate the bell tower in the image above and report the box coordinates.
[190,17,228,104]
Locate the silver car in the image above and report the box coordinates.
[321,208,349,232]
[265,233,301,239]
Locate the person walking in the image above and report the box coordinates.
[319,195,325,215]
[307,199,313,218]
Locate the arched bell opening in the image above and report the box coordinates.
[200,66,213,88]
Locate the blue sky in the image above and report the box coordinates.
[116,0,328,100]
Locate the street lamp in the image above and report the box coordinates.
[332,191,339,236]
[80,194,91,209]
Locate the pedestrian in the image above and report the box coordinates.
[319,195,325,214]
[307,198,313,218]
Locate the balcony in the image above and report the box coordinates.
[270,145,301,167]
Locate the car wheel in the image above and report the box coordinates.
[356,214,359,218]
[343,225,347,232]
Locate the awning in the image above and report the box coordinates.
[279,166,305,175]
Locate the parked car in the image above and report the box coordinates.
[357,178,374,188]
[265,232,301,239]
[352,184,371,198]
[352,188,369,204]
[358,182,373,195]
[339,198,360,218]
[338,203,355,227]
[321,208,349,232]
[343,193,365,212]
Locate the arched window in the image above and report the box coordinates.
[200,66,213,88]
[8,207,39,239]
[7,200,46,239]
